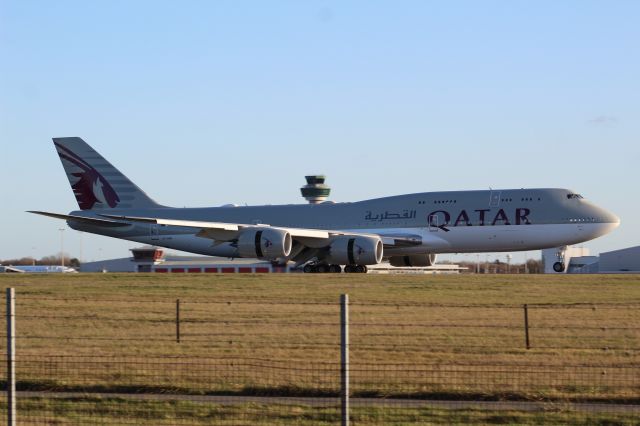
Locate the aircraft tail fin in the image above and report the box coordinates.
[53,137,163,210]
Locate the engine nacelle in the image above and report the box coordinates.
[389,254,437,267]
[326,236,383,265]
[237,228,292,260]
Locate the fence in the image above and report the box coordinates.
[3,289,640,424]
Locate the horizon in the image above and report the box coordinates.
[1,1,637,262]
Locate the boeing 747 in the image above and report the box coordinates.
[30,137,620,273]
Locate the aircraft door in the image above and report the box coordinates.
[428,213,439,232]
[150,224,160,241]
[489,191,501,208]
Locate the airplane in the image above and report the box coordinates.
[30,137,620,273]
[0,265,77,273]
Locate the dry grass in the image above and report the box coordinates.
[2,397,639,425]
[1,273,639,401]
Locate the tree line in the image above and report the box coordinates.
[456,259,544,274]
[0,255,81,268]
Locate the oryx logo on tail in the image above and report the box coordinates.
[54,141,120,210]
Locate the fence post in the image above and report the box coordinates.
[7,288,16,426]
[340,294,349,426]
[523,304,530,350]
[176,299,181,343]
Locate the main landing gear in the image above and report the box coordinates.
[344,265,367,273]
[303,263,341,273]
[302,264,368,273]
[552,246,567,273]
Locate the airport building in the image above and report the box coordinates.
[79,247,290,273]
[542,245,640,274]
[79,247,463,274]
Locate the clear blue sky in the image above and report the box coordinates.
[1,1,638,262]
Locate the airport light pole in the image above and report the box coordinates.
[59,228,65,267]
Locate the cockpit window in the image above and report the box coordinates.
[567,193,583,199]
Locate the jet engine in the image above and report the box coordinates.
[237,228,292,260]
[326,235,383,265]
[389,253,437,267]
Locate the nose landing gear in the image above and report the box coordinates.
[551,246,567,273]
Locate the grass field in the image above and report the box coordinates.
[2,273,640,360]
[3,397,639,425]
[1,273,639,423]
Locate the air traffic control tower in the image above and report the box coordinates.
[300,175,331,204]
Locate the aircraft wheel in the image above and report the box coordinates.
[355,265,366,273]
[303,264,316,273]
[316,264,330,273]
[329,264,342,273]
[553,262,565,273]
[344,265,354,273]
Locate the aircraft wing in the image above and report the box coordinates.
[100,214,421,246]
[99,214,332,239]
[33,211,428,266]
[28,211,132,227]
[33,211,422,249]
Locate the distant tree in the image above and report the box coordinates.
[456,259,543,274]
[39,255,59,265]
[526,259,543,274]
[1,254,81,267]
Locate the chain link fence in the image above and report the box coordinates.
[2,291,640,424]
